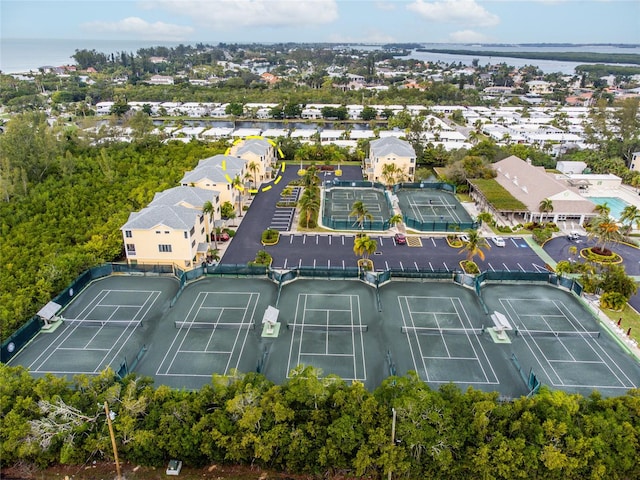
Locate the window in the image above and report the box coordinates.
[164,231,170,234]
[126,244,136,254]
[125,230,132,238]
[158,244,172,253]
[191,240,196,248]
[184,232,188,239]
[200,215,204,224]
[190,226,195,236]
[155,230,161,234]
[201,227,205,235]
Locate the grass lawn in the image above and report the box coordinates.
[602,304,640,345]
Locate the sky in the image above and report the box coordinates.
[1,0,639,45]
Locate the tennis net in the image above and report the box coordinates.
[287,323,368,332]
[174,321,255,330]
[63,318,143,328]
[401,326,484,335]
[515,328,600,339]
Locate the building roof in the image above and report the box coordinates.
[121,204,200,230]
[369,137,415,158]
[492,156,596,214]
[150,186,219,209]
[233,138,272,156]
[180,154,247,184]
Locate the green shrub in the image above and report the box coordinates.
[461,260,479,274]
[600,291,627,311]
[261,228,280,245]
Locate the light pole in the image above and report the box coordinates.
[388,407,397,480]
[103,401,122,480]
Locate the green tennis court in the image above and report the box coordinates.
[396,189,473,224]
[8,274,640,397]
[323,187,392,229]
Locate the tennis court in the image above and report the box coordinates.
[323,187,392,228]
[481,284,640,397]
[263,279,376,384]
[139,278,277,390]
[8,276,177,377]
[396,189,473,224]
[378,281,526,397]
[8,274,640,397]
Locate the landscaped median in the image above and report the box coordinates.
[261,228,280,246]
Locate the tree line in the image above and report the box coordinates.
[1,364,638,479]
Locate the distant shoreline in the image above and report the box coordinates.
[415,48,640,66]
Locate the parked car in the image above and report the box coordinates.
[492,236,506,247]
[213,232,230,242]
[394,233,407,245]
[458,234,470,243]
[567,232,582,241]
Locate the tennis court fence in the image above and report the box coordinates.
[2,263,586,363]
[175,321,256,330]
[287,323,368,332]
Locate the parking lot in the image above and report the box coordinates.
[264,233,549,273]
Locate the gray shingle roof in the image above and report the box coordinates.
[151,186,219,208]
[370,137,415,158]
[234,138,271,156]
[180,154,246,184]
[120,205,200,230]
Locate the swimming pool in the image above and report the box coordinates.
[586,196,631,220]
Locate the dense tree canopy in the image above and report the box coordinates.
[1,364,639,479]
[0,119,227,340]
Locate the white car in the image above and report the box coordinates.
[458,234,470,243]
[492,236,506,247]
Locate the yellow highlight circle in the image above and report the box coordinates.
[221,136,285,194]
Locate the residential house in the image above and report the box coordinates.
[148,75,174,85]
[228,138,277,185]
[120,205,206,270]
[630,152,640,173]
[179,154,248,208]
[364,137,416,183]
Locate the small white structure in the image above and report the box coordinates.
[261,305,280,337]
[37,301,62,329]
[490,311,512,341]
[166,459,182,476]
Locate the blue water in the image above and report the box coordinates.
[586,196,630,220]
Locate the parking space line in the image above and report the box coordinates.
[431,238,437,247]
[443,262,449,271]
[399,261,404,271]
[283,258,288,269]
[503,263,509,270]
[517,263,526,272]
[414,262,419,271]
[429,262,433,271]
[303,236,306,244]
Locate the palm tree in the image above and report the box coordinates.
[620,205,640,230]
[594,202,610,216]
[539,198,554,223]
[389,214,403,230]
[202,200,217,248]
[232,175,244,217]
[350,200,373,230]
[298,189,320,228]
[247,161,260,187]
[588,214,623,254]
[459,229,490,262]
[353,234,378,265]
[302,165,319,189]
[381,163,405,188]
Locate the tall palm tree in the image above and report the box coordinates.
[232,175,244,217]
[539,198,554,223]
[202,200,217,249]
[620,205,640,230]
[302,165,319,189]
[350,200,373,229]
[247,161,260,187]
[298,189,320,228]
[459,229,490,262]
[588,214,622,253]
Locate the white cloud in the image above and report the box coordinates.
[374,1,397,10]
[448,29,492,43]
[81,17,194,40]
[145,0,339,29]
[407,0,500,27]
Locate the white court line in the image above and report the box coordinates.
[158,291,210,375]
[399,296,429,381]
